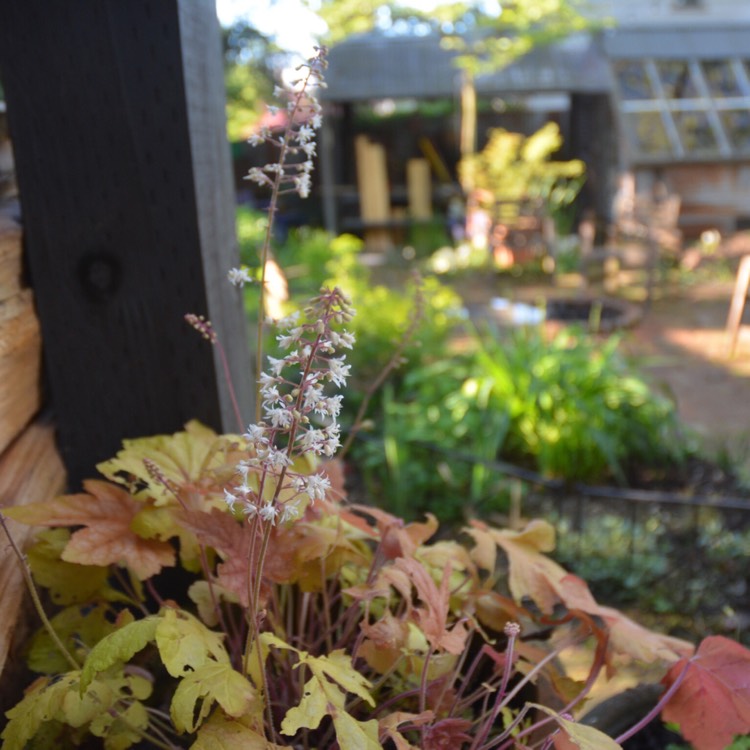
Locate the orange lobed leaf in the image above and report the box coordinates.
[378,710,434,750]
[179,509,253,605]
[347,504,439,559]
[387,558,470,655]
[4,480,174,579]
[468,521,693,665]
[661,635,750,750]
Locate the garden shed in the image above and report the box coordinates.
[319,16,750,242]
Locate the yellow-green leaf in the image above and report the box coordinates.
[171,662,258,733]
[189,581,239,627]
[281,650,377,749]
[28,603,117,675]
[303,650,375,707]
[97,420,240,505]
[2,675,73,750]
[191,712,287,749]
[80,614,160,692]
[26,529,113,605]
[529,703,623,749]
[155,608,229,677]
[328,704,381,750]
[91,698,150,750]
[280,676,328,735]
[2,671,130,750]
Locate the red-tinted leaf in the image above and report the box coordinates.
[4,480,174,579]
[387,558,469,655]
[661,635,750,750]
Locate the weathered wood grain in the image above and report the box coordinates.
[0,421,66,681]
[0,0,252,488]
[0,290,41,456]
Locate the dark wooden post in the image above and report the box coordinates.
[0,0,253,488]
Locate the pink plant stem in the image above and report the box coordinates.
[215,338,245,432]
[470,631,519,750]
[614,658,692,745]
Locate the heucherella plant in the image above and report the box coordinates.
[3,44,750,750]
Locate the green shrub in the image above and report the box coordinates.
[358,325,686,522]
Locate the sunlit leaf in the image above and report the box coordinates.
[97,420,242,505]
[171,662,258,733]
[191,712,287,749]
[80,614,160,692]
[528,703,623,749]
[27,603,117,675]
[1,671,141,750]
[90,697,150,749]
[280,647,377,748]
[281,675,327,735]
[155,608,230,677]
[188,580,239,627]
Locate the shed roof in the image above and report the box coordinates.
[603,24,750,59]
[323,31,612,102]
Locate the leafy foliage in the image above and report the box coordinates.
[357,324,686,522]
[5,421,749,748]
[460,122,585,221]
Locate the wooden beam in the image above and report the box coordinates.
[0,1,252,487]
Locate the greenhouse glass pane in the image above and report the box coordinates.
[622,112,672,155]
[720,110,750,152]
[673,111,718,152]
[702,60,742,97]
[657,61,700,99]
[613,61,653,100]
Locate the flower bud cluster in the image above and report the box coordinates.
[241,46,327,223]
[224,287,355,525]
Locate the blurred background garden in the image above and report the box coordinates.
[208,0,750,652]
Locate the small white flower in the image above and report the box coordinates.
[261,384,282,405]
[278,311,301,330]
[243,502,258,518]
[330,330,355,349]
[243,423,267,443]
[277,330,301,349]
[264,447,291,469]
[305,473,331,502]
[297,124,314,144]
[228,267,253,287]
[301,142,316,158]
[248,132,265,147]
[280,501,301,523]
[267,406,293,429]
[273,85,284,98]
[259,503,279,524]
[246,167,269,185]
[311,113,323,129]
[294,173,311,198]
[328,356,351,387]
[237,481,253,497]
[298,428,326,454]
[267,356,286,376]
[224,489,237,511]
[322,394,344,418]
[303,383,324,412]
